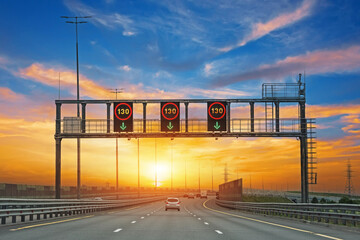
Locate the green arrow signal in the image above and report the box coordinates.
[167,122,174,130]
[120,122,127,130]
[214,122,221,130]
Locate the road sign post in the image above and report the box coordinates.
[207,101,227,132]
[114,102,133,132]
[161,102,180,132]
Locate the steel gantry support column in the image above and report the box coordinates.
[55,102,62,199]
[227,102,231,133]
[250,102,255,132]
[143,103,147,133]
[81,103,86,133]
[300,101,308,203]
[185,102,189,132]
[106,103,111,133]
[275,102,280,132]
[55,138,62,199]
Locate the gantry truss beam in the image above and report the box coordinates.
[54,80,313,203]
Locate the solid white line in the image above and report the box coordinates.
[215,230,223,234]
[204,222,209,225]
[113,228,122,232]
[315,234,343,240]
[131,221,136,224]
[203,200,343,240]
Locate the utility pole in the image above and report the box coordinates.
[61,15,91,199]
[110,89,122,199]
[345,159,354,196]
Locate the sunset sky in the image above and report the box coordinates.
[0,0,359,193]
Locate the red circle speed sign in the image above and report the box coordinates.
[208,102,226,120]
[161,102,179,120]
[114,103,133,121]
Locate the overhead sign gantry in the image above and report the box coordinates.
[55,75,317,203]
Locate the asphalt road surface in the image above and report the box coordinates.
[0,197,358,240]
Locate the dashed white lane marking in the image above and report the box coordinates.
[147,214,150,216]
[113,228,122,232]
[204,222,209,225]
[131,221,136,224]
[194,215,196,217]
[215,230,223,235]
[198,218,201,220]
[141,217,145,219]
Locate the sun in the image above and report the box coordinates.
[154,163,169,187]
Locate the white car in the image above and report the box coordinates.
[165,197,181,211]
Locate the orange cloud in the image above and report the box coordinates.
[220,0,314,52]
[19,63,110,99]
[0,87,25,101]
[214,45,360,86]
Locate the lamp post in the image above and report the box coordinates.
[138,138,140,198]
[171,139,173,192]
[155,138,157,191]
[61,15,91,199]
[110,88,123,199]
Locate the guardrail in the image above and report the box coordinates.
[216,199,360,227]
[0,196,167,225]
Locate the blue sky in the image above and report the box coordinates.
[1,0,359,135]
[0,0,359,101]
[0,0,359,191]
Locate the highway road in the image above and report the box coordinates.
[0,197,358,240]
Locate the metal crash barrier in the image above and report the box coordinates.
[216,199,360,227]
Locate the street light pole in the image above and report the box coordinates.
[155,138,157,191]
[171,139,173,192]
[212,161,214,192]
[110,88,123,199]
[198,159,200,193]
[138,138,140,198]
[185,158,187,192]
[61,15,91,199]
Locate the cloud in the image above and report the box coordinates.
[213,45,360,86]
[63,0,136,36]
[122,31,135,36]
[203,63,213,77]
[219,0,315,52]
[0,87,25,101]
[19,63,110,98]
[0,55,8,65]
[118,65,131,72]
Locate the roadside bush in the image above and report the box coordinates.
[311,197,318,203]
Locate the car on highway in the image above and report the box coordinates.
[183,193,188,197]
[196,193,201,198]
[165,197,181,211]
[188,193,195,199]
